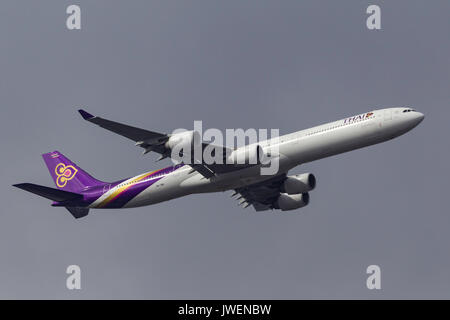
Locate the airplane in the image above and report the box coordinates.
[13,107,424,218]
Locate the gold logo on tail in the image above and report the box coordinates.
[55,163,78,188]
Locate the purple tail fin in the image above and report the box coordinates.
[42,151,105,192]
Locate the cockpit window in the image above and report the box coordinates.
[403,109,416,113]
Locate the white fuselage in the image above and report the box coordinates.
[92,107,424,209]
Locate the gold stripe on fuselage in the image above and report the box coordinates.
[96,169,163,208]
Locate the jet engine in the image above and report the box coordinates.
[274,193,310,211]
[165,130,201,150]
[165,130,201,159]
[226,144,263,165]
[280,173,316,194]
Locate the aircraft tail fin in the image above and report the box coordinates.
[42,151,105,192]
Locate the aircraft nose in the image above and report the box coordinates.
[407,111,425,129]
[415,112,425,124]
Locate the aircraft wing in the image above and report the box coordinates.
[78,109,247,178]
[78,109,170,155]
[231,174,287,211]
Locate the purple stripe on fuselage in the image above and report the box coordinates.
[102,177,162,208]
[103,164,185,208]
[79,179,126,207]
[54,164,185,208]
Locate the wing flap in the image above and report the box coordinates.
[189,163,216,178]
[233,174,287,211]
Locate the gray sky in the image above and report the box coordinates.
[1,0,449,299]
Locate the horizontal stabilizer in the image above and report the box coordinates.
[66,207,89,219]
[13,183,83,202]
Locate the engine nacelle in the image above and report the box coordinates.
[274,193,310,211]
[226,144,263,165]
[165,131,201,157]
[281,173,316,194]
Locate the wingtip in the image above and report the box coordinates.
[78,109,95,120]
[12,183,28,189]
